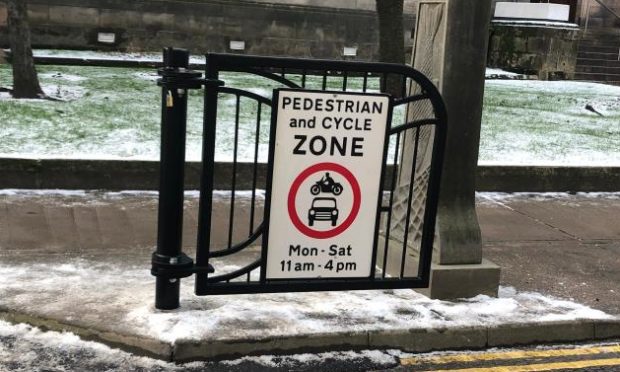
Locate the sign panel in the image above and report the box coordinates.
[265,89,390,279]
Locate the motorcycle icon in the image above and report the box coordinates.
[310,172,343,196]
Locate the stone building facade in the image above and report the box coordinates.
[487,0,619,83]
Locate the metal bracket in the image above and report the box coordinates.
[157,68,203,90]
[151,252,214,279]
[157,73,224,91]
[203,78,225,88]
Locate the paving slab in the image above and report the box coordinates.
[485,240,620,314]
[44,206,81,252]
[7,203,53,251]
[479,193,620,315]
[512,201,620,241]
[477,199,571,242]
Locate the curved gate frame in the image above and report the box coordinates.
[151,49,447,309]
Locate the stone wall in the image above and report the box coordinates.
[488,22,580,79]
[0,0,416,61]
[579,0,620,29]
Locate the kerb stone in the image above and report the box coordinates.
[488,321,595,346]
[173,331,369,362]
[368,327,487,352]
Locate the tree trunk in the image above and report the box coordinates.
[7,0,43,98]
[376,0,405,97]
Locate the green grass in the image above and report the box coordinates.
[1,64,618,165]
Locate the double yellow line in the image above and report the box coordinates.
[400,344,620,371]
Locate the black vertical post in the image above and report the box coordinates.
[195,54,222,294]
[153,48,202,310]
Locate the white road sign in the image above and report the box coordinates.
[265,89,390,279]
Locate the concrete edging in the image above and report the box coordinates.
[1,158,618,192]
[1,308,619,362]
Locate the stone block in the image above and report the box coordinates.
[27,4,49,24]
[368,327,487,352]
[49,6,99,26]
[594,319,620,339]
[142,12,174,29]
[488,321,595,346]
[173,14,208,33]
[512,36,527,53]
[526,37,545,52]
[100,9,141,28]
[174,332,369,362]
[488,23,578,79]
[416,259,500,300]
[222,22,243,35]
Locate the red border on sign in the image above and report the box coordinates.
[287,162,361,239]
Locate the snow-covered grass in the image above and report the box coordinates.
[0,64,381,161]
[1,63,619,165]
[481,80,620,166]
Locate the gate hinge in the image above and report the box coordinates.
[151,252,214,279]
[203,78,224,88]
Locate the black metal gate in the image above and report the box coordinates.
[151,48,447,310]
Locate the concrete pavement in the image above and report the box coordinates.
[0,190,619,361]
[478,193,620,314]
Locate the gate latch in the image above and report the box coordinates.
[151,252,214,279]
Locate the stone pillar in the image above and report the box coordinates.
[391,0,500,299]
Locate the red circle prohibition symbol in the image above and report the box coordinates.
[287,162,361,239]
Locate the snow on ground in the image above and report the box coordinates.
[491,19,579,28]
[41,84,87,101]
[0,188,615,200]
[485,68,527,79]
[3,319,619,371]
[0,319,400,371]
[39,72,86,82]
[0,188,264,200]
[0,257,613,346]
[475,191,620,208]
[0,84,86,101]
[478,191,620,201]
[28,48,206,64]
[0,320,171,371]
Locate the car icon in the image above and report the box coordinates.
[308,197,338,227]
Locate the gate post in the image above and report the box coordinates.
[152,48,202,310]
[392,0,500,299]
